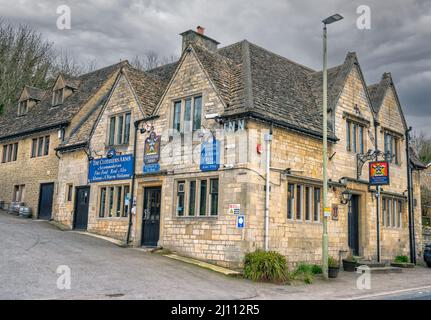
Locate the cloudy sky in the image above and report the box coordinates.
[1,0,430,135]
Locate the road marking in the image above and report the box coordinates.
[349,285,431,300]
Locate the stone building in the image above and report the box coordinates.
[1,27,425,268]
[0,63,125,219]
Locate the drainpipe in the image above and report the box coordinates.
[126,119,142,245]
[374,120,381,262]
[406,127,416,264]
[264,125,273,252]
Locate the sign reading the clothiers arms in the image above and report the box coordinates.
[88,154,133,183]
[143,132,161,173]
[369,161,390,186]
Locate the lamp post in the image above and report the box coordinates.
[322,13,343,279]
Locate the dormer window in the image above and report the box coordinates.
[18,100,28,116]
[52,88,64,106]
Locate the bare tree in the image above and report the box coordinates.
[0,21,53,114]
[131,51,177,71]
[50,49,97,79]
[411,131,431,165]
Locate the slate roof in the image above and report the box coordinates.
[368,73,393,114]
[0,61,126,142]
[410,146,427,170]
[21,85,46,101]
[184,40,344,139]
[57,64,170,151]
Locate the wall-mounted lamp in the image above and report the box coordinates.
[340,190,352,205]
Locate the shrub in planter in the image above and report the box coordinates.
[328,256,340,279]
[243,250,289,284]
[342,255,358,272]
[394,255,409,263]
[391,255,414,268]
[291,263,322,284]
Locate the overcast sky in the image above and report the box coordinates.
[1,0,430,136]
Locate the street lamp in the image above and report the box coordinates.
[322,13,343,279]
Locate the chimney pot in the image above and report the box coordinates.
[197,26,205,35]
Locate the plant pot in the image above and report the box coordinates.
[328,266,339,278]
[342,260,357,272]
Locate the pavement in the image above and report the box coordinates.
[1,211,431,300]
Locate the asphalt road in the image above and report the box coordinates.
[1,211,430,300]
[0,212,259,300]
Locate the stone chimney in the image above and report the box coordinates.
[180,26,220,52]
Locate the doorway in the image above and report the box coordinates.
[38,183,54,220]
[141,187,161,247]
[73,187,90,230]
[348,195,360,256]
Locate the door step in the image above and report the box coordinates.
[366,266,403,274]
[357,260,386,268]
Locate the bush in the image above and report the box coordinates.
[328,256,339,268]
[343,255,358,262]
[243,250,289,283]
[291,263,322,284]
[394,255,409,263]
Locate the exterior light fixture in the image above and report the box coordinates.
[341,190,352,205]
[322,14,344,25]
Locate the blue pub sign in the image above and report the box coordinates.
[200,139,220,172]
[88,154,133,183]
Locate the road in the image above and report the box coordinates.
[1,211,431,300]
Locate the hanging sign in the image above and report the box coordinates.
[228,204,241,215]
[200,139,220,172]
[369,161,390,186]
[143,131,161,173]
[236,215,245,229]
[88,154,133,183]
[144,132,161,165]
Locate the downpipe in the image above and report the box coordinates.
[264,128,273,252]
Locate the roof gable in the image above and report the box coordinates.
[370,73,408,130]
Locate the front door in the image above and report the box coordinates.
[38,183,54,220]
[73,187,90,230]
[348,195,360,256]
[142,187,161,247]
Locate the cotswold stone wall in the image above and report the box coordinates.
[0,130,60,218]
[55,150,89,229]
[84,74,139,240]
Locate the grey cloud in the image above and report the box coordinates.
[1,0,430,135]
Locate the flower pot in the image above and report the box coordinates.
[328,266,339,278]
[342,260,357,272]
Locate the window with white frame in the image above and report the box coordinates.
[287,182,321,223]
[108,112,131,146]
[98,185,130,218]
[31,136,49,158]
[1,142,18,163]
[172,95,202,133]
[13,185,25,202]
[175,177,219,217]
[52,88,64,106]
[18,100,28,116]
[384,132,400,165]
[346,119,366,154]
[382,197,403,228]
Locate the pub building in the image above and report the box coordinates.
[4,27,425,268]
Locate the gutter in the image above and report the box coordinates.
[406,127,417,264]
[0,122,69,143]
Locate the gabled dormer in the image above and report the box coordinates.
[52,74,80,106]
[17,85,45,116]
